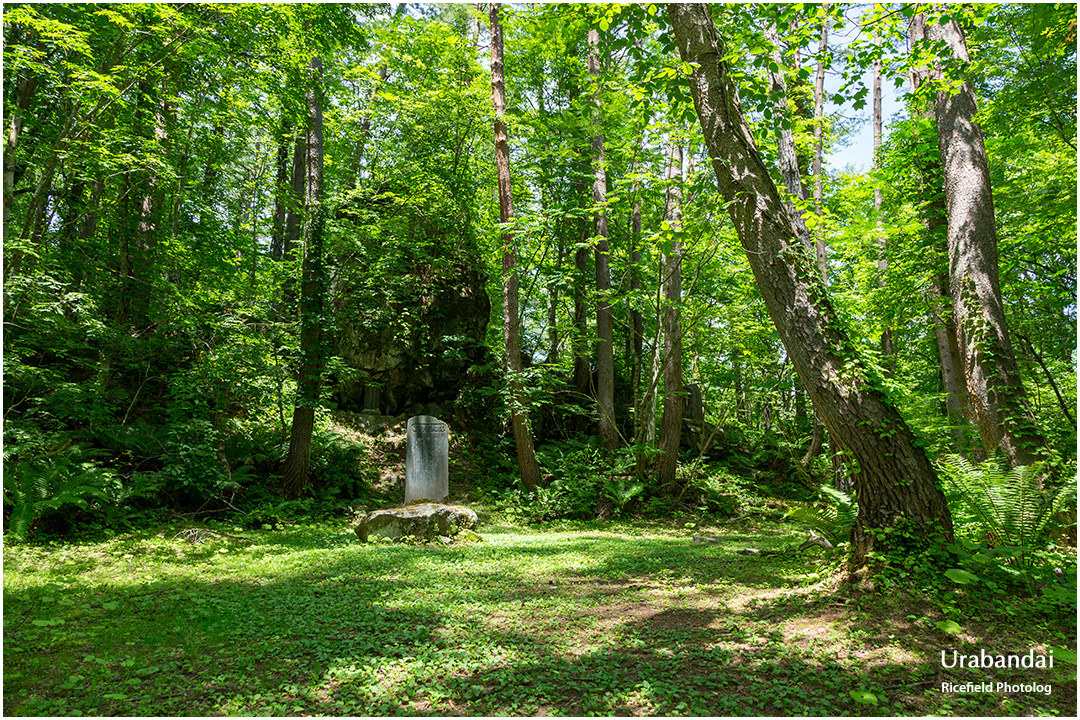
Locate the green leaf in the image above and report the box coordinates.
[1048,647,1077,665]
[944,568,980,585]
[935,620,962,634]
[849,690,878,706]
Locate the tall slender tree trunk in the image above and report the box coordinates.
[588,27,617,451]
[764,22,811,246]
[657,139,684,490]
[282,57,327,498]
[270,118,293,259]
[872,39,895,374]
[802,8,830,466]
[630,179,647,475]
[669,3,952,565]
[282,134,306,310]
[919,14,1049,469]
[490,3,542,493]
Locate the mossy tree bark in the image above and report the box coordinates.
[668,2,953,564]
[918,13,1050,470]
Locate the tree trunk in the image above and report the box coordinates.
[630,181,646,474]
[873,41,895,373]
[764,22,811,247]
[657,139,684,491]
[270,118,292,259]
[907,24,972,458]
[490,3,542,493]
[803,8,830,464]
[547,242,562,364]
[282,57,327,498]
[588,27,617,452]
[920,14,1049,469]
[282,134,306,310]
[669,3,953,564]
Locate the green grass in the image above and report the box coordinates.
[3,516,1076,716]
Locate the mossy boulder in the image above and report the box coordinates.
[355,502,478,543]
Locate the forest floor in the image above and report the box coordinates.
[4,513,1075,717]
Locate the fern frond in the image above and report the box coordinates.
[785,486,856,545]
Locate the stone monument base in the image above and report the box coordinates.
[355,503,478,543]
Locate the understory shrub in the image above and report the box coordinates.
[939,454,1077,598]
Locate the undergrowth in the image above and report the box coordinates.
[4,516,1075,717]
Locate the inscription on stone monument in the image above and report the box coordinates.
[405,415,449,504]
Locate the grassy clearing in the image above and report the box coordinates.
[3,515,1075,716]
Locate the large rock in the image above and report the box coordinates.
[330,259,492,421]
[355,503,478,543]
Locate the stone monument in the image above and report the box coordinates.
[405,415,449,504]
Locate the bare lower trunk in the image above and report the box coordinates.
[669,3,952,564]
[588,28,617,452]
[657,139,684,491]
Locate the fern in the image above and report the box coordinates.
[785,485,857,546]
[3,448,111,541]
[939,455,1074,553]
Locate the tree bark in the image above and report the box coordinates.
[669,3,953,564]
[630,179,646,475]
[657,139,684,491]
[803,7,830,465]
[921,14,1049,468]
[873,40,895,373]
[588,27,617,452]
[282,134,306,310]
[764,21,811,247]
[490,3,542,493]
[282,57,327,498]
[270,118,293,259]
[908,18,972,457]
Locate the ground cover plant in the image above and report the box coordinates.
[4,513,1075,717]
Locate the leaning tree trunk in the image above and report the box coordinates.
[920,14,1049,469]
[490,2,542,493]
[282,57,327,499]
[588,27,618,452]
[668,3,952,564]
[656,139,684,491]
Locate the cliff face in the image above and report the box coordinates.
[330,259,492,423]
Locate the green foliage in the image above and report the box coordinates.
[785,486,856,547]
[940,455,1074,553]
[3,517,1075,717]
[937,455,1076,607]
[3,447,112,541]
